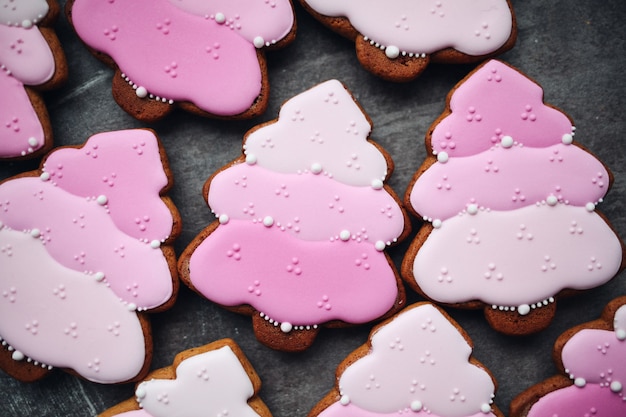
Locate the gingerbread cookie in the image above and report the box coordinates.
[0,0,67,159]
[0,129,180,383]
[510,296,626,416]
[179,79,410,352]
[308,302,503,417]
[299,0,516,82]
[66,0,295,122]
[402,59,625,335]
[99,339,271,417]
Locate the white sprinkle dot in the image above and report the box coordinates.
[219,214,230,224]
[610,381,623,393]
[12,350,25,361]
[432,219,442,229]
[374,241,386,251]
[263,216,274,227]
[21,19,33,29]
[410,400,423,411]
[437,152,449,163]
[253,36,265,48]
[340,395,350,406]
[385,45,400,59]
[501,135,514,148]
[585,202,596,212]
[150,240,161,249]
[467,204,478,215]
[96,195,108,205]
[30,228,41,238]
[215,12,226,24]
[371,179,384,190]
[562,133,573,145]
[28,137,38,147]
[280,322,293,333]
[339,230,351,241]
[616,329,626,341]
[135,86,148,98]
[546,195,558,206]
[480,403,491,413]
[94,272,106,282]
[574,377,586,387]
[40,172,50,181]
[518,304,531,315]
[311,163,323,174]
[245,153,257,165]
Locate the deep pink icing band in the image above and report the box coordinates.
[527,383,626,417]
[410,143,609,221]
[411,204,623,307]
[0,227,146,384]
[71,0,263,116]
[0,70,45,157]
[208,163,405,244]
[188,220,398,325]
[430,60,573,157]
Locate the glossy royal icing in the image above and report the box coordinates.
[317,303,499,417]
[70,0,294,117]
[185,80,406,336]
[0,129,178,383]
[0,0,54,158]
[303,0,513,59]
[524,302,626,416]
[404,60,623,317]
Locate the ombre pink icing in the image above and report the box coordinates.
[0,130,176,311]
[0,227,146,384]
[209,163,404,244]
[303,0,513,56]
[42,129,174,243]
[324,304,497,417]
[406,60,623,314]
[189,220,399,325]
[410,143,609,222]
[188,80,405,329]
[71,0,293,116]
[0,0,55,158]
[131,346,260,417]
[167,0,294,45]
[430,60,574,157]
[0,70,45,158]
[526,304,626,416]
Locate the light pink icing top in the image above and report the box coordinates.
[129,346,260,417]
[328,304,497,417]
[71,0,293,116]
[304,0,513,56]
[0,227,146,384]
[0,0,55,158]
[407,60,623,313]
[0,130,176,311]
[167,0,294,46]
[525,303,626,416]
[188,80,405,329]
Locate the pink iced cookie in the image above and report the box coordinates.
[300,0,516,81]
[67,0,295,121]
[510,297,626,417]
[179,80,410,352]
[0,0,66,159]
[309,303,504,417]
[403,60,625,335]
[0,129,180,383]
[98,340,272,417]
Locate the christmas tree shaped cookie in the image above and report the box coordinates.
[309,303,503,417]
[179,79,410,352]
[402,60,624,335]
[510,296,626,416]
[0,129,180,383]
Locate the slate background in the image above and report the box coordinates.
[1,1,625,416]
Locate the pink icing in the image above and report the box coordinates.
[189,220,399,325]
[318,402,495,417]
[411,204,623,308]
[526,383,626,417]
[303,0,513,56]
[526,302,626,416]
[0,227,146,384]
[187,80,405,330]
[70,0,288,116]
[0,130,175,311]
[42,129,174,243]
[132,346,259,417]
[243,79,388,187]
[430,60,574,157]
[0,0,55,158]
[410,143,609,222]
[208,163,404,244]
[329,304,497,417]
[406,60,623,314]
[0,69,45,157]
[167,0,294,46]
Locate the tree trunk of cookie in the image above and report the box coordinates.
[484,301,557,336]
[252,313,320,352]
[355,36,430,82]
[0,345,51,382]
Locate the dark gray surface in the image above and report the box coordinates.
[1,1,625,416]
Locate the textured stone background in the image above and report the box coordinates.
[1,1,625,416]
